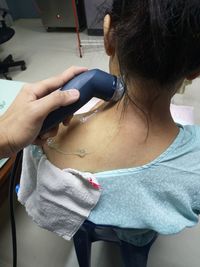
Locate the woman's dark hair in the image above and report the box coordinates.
[109,0,200,87]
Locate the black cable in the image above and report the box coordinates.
[9,151,23,267]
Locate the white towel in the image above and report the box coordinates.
[18,146,101,241]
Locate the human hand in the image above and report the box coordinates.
[0,66,87,158]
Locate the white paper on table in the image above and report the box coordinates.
[170,104,194,125]
[0,158,9,169]
[75,98,100,114]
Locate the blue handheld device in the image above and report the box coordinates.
[40,69,125,134]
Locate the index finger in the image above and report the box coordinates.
[32,66,88,99]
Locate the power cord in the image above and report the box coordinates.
[9,151,23,267]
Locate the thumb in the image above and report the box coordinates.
[34,89,80,118]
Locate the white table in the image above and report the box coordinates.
[0,79,24,116]
[0,79,24,168]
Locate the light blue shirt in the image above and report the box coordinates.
[20,124,200,246]
[88,125,200,245]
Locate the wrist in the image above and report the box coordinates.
[0,123,14,159]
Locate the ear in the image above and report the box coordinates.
[103,14,115,56]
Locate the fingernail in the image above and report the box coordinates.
[68,89,80,98]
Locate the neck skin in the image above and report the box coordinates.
[109,91,178,141]
[108,56,179,141]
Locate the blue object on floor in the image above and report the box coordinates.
[15,184,20,194]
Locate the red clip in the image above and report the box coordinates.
[88,178,101,190]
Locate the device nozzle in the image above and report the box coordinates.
[111,77,125,102]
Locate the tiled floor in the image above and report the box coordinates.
[1,19,200,267]
[0,19,109,82]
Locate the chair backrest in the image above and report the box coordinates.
[0,8,15,44]
[73,220,156,267]
[0,8,9,25]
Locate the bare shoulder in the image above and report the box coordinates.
[43,102,116,171]
[43,100,178,173]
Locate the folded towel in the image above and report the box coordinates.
[18,146,101,241]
